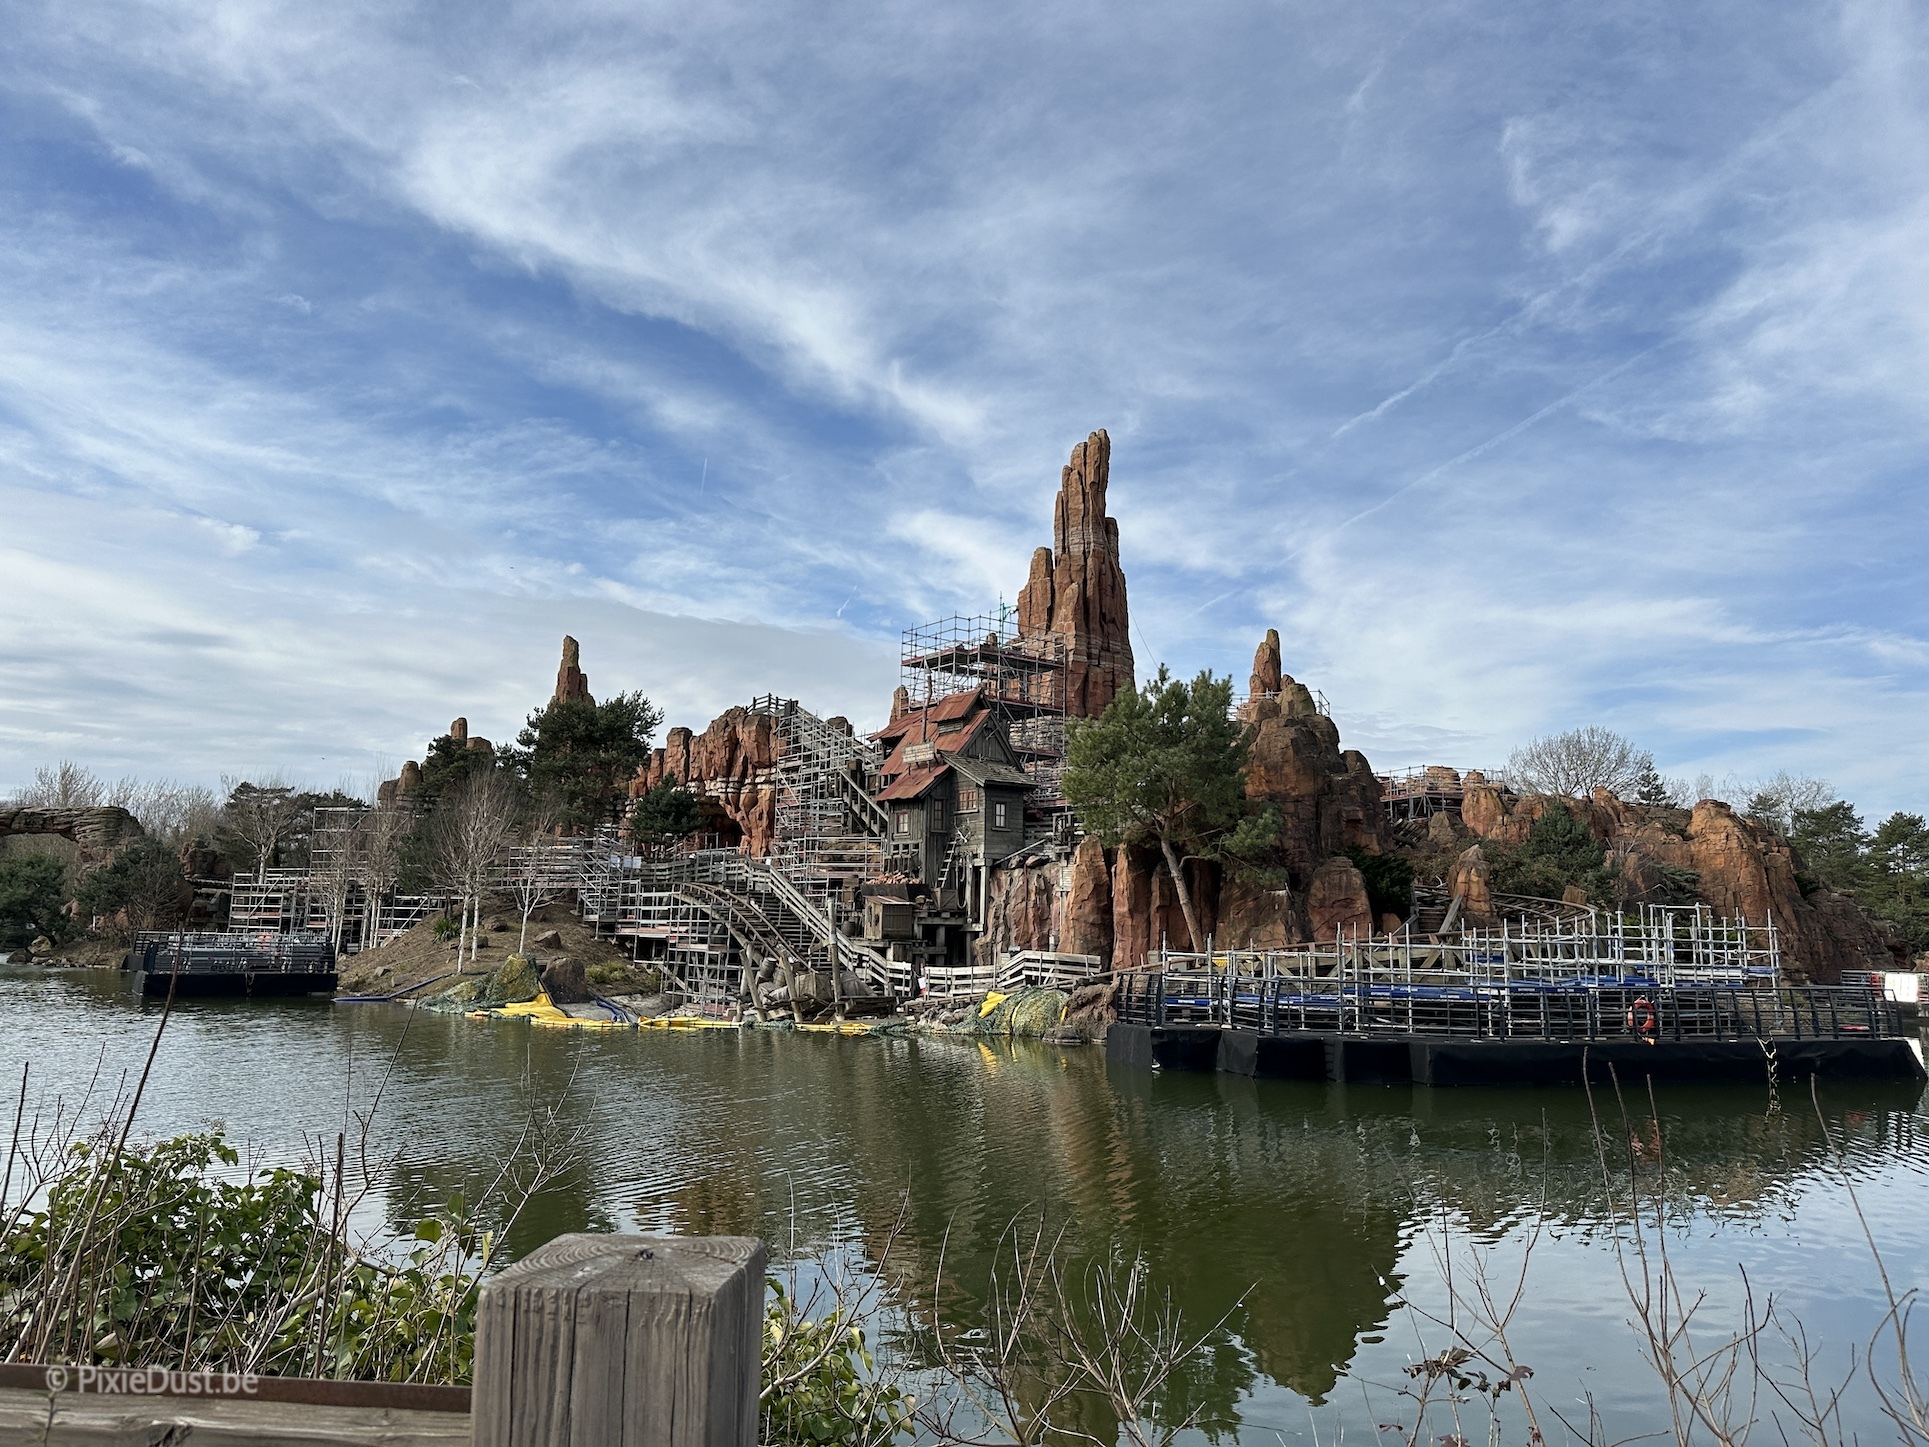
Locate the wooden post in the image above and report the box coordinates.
[474,1234,765,1447]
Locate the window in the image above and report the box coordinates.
[895,809,911,836]
[993,800,1008,829]
[931,798,947,832]
[957,787,982,813]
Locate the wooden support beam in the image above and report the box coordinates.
[473,1233,765,1447]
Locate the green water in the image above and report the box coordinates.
[4,966,1926,1441]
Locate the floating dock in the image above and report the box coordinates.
[126,930,337,998]
[1106,905,1926,1087]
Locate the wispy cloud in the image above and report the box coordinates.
[0,0,1925,813]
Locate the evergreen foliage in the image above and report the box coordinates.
[418,734,499,804]
[0,853,71,944]
[1063,665,1278,950]
[507,693,662,830]
[1632,763,1675,808]
[1348,848,1415,922]
[630,781,703,852]
[76,839,189,932]
[1487,801,1615,904]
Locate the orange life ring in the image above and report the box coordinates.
[1627,996,1656,1036]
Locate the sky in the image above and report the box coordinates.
[1,0,1925,814]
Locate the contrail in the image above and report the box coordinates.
[1290,345,1661,562]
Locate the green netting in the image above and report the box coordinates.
[962,987,1068,1037]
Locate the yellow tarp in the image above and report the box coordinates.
[978,991,1009,1017]
[473,993,630,1030]
[637,1014,741,1030]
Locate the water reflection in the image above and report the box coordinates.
[3,967,1924,1430]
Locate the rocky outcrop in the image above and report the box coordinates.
[1250,629,1283,697]
[633,706,780,855]
[448,717,493,756]
[555,635,593,705]
[1307,856,1372,938]
[1061,837,1114,960]
[1449,844,1493,920]
[1241,708,1384,881]
[1454,783,1897,981]
[0,807,144,867]
[1015,430,1135,718]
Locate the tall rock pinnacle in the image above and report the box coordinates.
[1015,430,1135,717]
[554,636,594,705]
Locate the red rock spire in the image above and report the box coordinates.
[1014,430,1135,717]
[554,636,594,705]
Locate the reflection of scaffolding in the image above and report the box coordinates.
[578,839,895,1013]
[900,612,1070,801]
[747,695,889,897]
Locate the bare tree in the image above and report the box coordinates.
[505,843,571,953]
[220,776,307,878]
[1742,771,1835,836]
[354,804,414,949]
[1508,726,1653,799]
[111,779,222,848]
[431,771,521,966]
[16,761,107,809]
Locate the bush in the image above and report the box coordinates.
[1348,849,1415,921]
[0,853,70,945]
[1488,801,1616,904]
[0,1130,483,1381]
[762,1280,911,1446]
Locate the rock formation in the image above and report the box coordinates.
[1306,856,1373,938]
[0,807,145,868]
[632,707,780,856]
[1250,628,1282,697]
[1014,430,1135,717]
[554,636,593,705]
[1454,782,1899,981]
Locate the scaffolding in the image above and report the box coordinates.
[578,839,897,1012]
[747,695,890,896]
[900,612,1070,801]
[1377,766,1517,823]
[1139,903,1787,1036]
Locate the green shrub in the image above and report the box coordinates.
[762,1280,911,1446]
[0,1131,483,1382]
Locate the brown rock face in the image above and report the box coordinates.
[1307,856,1373,938]
[1250,629,1283,697]
[633,706,780,855]
[1062,836,1114,960]
[1450,845,1493,920]
[0,807,145,868]
[1216,872,1301,950]
[1239,711,1385,883]
[554,636,593,705]
[1014,431,1135,718]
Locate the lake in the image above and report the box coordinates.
[4,965,1926,1443]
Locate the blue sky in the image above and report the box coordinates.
[1,0,1925,813]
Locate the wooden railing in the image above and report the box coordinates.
[0,1233,765,1446]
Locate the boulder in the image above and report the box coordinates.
[1426,812,1460,847]
[541,956,591,1005]
[478,954,541,1006]
[532,929,564,949]
[1307,856,1372,938]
